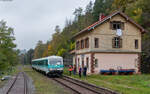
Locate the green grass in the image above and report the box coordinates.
[64,68,150,94]
[24,66,70,94]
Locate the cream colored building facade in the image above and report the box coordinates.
[72,11,146,74]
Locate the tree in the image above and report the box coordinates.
[57,48,67,57]
[93,0,113,22]
[84,1,94,26]
[0,52,8,71]
[34,40,46,59]
[26,49,34,64]
[0,20,18,71]
[55,25,61,33]
[112,0,137,12]
[73,7,83,21]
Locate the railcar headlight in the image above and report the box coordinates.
[49,68,53,71]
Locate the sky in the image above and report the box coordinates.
[0,0,95,50]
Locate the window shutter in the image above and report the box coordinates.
[87,38,89,48]
[119,38,122,48]
[76,42,78,50]
[81,40,82,49]
[112,38,115,48]
[94,38,99,48]
[81,40,83,49]
[121,22,124,30]
[83,40,84,48]
[85,38,89,48]
[79,41,81,49]
[85,39,86,48]
[97,38,99,48]
[135,39,138,49]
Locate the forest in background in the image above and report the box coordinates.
[23,0,150,73]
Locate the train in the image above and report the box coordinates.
[31,56,64,76]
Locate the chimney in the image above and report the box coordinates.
[99,13,105,21]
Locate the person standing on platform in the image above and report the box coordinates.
[79,66,82,78]
[73,65,76,75]
[83,66,87,77]
[68,65,73,76]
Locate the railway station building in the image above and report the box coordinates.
[71,11,146,74]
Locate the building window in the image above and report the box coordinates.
[135,39,138,49]
[94,59,98,68]
[81,40,84,49]
[110,21,124,30]
[95,38,99,48]
[86,57,89,69]
[112,37,122,48]
[85,38,89,48]
[76,41,80,50]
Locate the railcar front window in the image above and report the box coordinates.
[50,60,62,65]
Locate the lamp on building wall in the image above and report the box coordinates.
[116,29,122,36]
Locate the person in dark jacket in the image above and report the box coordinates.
[79,66,82,78]
[83,66,87,77]
[73,65,76,75]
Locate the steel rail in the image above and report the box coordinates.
[63,75,119,94]
[52,78,81,94]
[61,77,102,94]
[6,72,21,94]
[23,72,28,94]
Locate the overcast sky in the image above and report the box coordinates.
[0,0,95,50]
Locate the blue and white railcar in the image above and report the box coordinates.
[32,56,64,76]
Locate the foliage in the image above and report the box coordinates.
[34,40,46,59]
[0,20,19,71]
[26,49,34,64]
[112,0,137,12]
[19,49,34,65]
[57,48,67,57]
[93,0,113,22]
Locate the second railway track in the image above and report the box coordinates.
[51,76,119,94]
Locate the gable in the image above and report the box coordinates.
[73,11,146,39]
[92,14,141,36]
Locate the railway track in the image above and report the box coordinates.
[6,72,28,94]
[23,72,28,94]
[52,78,81,94]
[52,76,119,94]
